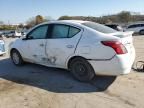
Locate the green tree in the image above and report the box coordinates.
[18,23,24,28]
[117,11,132,23]
[26,15,53,28]
[58,16,71,20]
[36,15,44,25]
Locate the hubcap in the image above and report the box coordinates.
[12,52,20,64]
[74,63,88,76]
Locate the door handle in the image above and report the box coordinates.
[66,45,74,48]
[40,44,44,47]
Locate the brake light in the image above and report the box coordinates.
[101,41,127,54]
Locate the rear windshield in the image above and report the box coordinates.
[82,22,117,33]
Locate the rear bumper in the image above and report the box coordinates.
[88,49,135,76]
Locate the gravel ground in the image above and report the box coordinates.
[0,36,144,108]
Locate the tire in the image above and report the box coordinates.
[69,58,95,82]
[6,35,9,38]
[10,50,24,66]
[139,30,144,35]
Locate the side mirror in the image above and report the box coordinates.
[22,38,27,40]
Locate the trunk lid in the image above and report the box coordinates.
[112,31,133,44]
[111,31,134,54]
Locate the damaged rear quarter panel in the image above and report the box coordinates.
[75,30,116,60]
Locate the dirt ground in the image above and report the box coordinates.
[0,36,144,108]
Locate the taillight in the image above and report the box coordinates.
[101,41,127,54]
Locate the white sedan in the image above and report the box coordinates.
[9,20,135,81]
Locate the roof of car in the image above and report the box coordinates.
[42,20,88,25]
[60,20,88,24]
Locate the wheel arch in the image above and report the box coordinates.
[67,56,88,69]
[10,48,20,56]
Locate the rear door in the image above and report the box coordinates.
[45,24,83,68]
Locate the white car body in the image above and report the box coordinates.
[125,23,144,34]
[0,40,5,55]
[9,20,135,76]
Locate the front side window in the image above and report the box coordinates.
[28,25,48,39]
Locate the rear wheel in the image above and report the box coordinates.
[69,58,95,82]
[139,30,144,35]
[11,50,24,66]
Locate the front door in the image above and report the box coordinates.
[22,25,49,64]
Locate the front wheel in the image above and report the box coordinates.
[69,58,95,82]
[11,50,24,66]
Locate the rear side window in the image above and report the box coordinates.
[82,22,117,34]
[52,25,69,38]
[68,27,80,38]
[51,24,80,38]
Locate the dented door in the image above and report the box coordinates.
[22,25,49,64]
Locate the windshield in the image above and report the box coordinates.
[82,22,117,33]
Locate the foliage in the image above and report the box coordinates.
[1,11,144,30]
[58,11,144,24]
[59,16,72,20]
[0,25,16,30]
[36,15,44,25]
[117,11,131,23]
[26,15,53,28]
